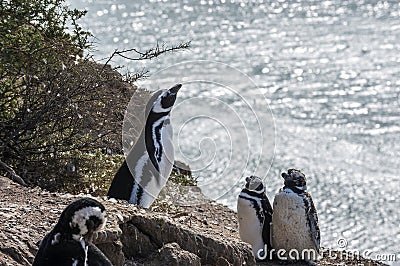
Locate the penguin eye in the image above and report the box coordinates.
[161,93,176,109]
[70,223,81,235]
[86,215,102,232]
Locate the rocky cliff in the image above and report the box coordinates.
[0,176,385,266]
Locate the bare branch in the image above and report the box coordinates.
[0,159,26,186]
[124,68,150,83]
[102,41,191,68]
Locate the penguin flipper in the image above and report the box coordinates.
[261,195,273,215]
[87,243,113,266]
[261,197,273,249]
[33,232,51,265]
[34,237,86,266]
[305,192,320,251]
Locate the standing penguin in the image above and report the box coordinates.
[107,84,181,208]
[272,169,320,262]
[237,176,273,260]
[33,197,112,266]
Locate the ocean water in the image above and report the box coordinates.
[69,0,400,262]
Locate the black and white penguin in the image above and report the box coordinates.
[237,176,274,260]
[272,169,320,261]
[107,84,181,208]
[33,197,112,266]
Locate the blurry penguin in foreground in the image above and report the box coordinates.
[237,176,274,260]
[108,84,181,208]
[33,198,112,266]
[272,169,320,262]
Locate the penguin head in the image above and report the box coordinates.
[244,175,265,194]
[150,84,181,114]
[57,198,106,243]
[281,169,307,192]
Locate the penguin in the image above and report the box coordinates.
[272,169,320,262]
[107,84,181,208]
[33,197,112,266]
[237,176,274,261]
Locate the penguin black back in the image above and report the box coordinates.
[107,160,135,201]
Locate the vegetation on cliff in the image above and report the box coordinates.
[0,0,189,194]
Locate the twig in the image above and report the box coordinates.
[124,68,150,83]
[102,41,191,69]
[0,159,27,186]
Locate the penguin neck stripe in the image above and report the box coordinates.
[152,116,167,162]
[152,102,172,113]
[284,186,305,194]
[239,192,264,223]
[239,191,263,202]
[241,188,265,198]
[145,114,168,171]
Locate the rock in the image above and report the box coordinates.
[140,242,201,266]
[122,213,254,265]
[120,222,158,258]
[0,176,387,266]
[95,240,125,266]
[215,256,231,266]
[0,176,253,265]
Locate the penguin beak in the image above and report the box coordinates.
[169,84,182,95]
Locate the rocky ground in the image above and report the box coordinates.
[0,176,386,266]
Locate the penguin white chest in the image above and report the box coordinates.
[272,190,318,260]
[237,197,265,258]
